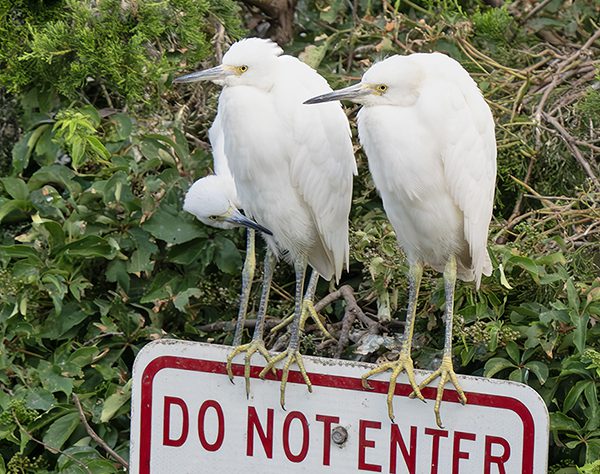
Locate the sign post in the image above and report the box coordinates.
[130,340,549,473]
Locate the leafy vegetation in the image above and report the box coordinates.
[0,0,599,472]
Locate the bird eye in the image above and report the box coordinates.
[239,65,248,73]
[376,84,388,93]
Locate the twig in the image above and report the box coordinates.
[72,394,129,470]
[213,20,226,63]
[542,113,600,188]
[506,154,537,229]
[12,409,93,474]
[521,0,553,22]
[197,318,282,333]
[556,28,600,74]
[312,285,379,359]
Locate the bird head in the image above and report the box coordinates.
[183,175,272,234]
[304,55,423,107]
[173,38,283,89]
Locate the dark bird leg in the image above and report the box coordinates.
[227,248,276,395]
[260,257,312,408]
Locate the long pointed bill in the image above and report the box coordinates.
[304,83,370,104]
[173,65,233,84]
[226,209,273,236]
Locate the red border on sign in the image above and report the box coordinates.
[138,356,535,473]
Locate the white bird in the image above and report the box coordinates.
[306,52,497,427]
[183,115,272,356]
[175,38,356,405]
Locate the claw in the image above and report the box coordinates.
[226,341,274,396]
[269,314,294,335]
[270,299,334,340]
[259,349,313,408]
[361,347,424,421]
[416,354,467,428]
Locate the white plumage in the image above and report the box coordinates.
[217,38,356,281]
[305,51,497,427]
[358,53,495,287]
[182,114,240,230]
[175,38,356,403]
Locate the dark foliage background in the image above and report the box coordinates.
[0,0,599,472]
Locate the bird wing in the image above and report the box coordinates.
[275,56,356,281]
[423,55,497,287]
[208,112,233,179]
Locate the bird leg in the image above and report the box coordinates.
[227,248,276,396]
[259,258,312,408]
[233,228,256,346]
[269,270,334,339]
[362,261,425,421]
[416,254,467,428]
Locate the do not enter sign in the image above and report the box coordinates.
[129,340,549,473]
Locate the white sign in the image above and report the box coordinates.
[130,340,549,474]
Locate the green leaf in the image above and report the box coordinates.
[509,367,524,382]
[1,177,30,200]
[11,130,34,174]
[68,347,99,369]
[87,135,111,160]
[25,388,58,411]
[173,288,202,312]
[0,245,42,263]
[41,305,88,340]
[106,259,130,292]
[28,165,81,195]
[498,263,513,289]
[550,412,581,432]
[524,360,548,385]
[509,255,540,281]
[144,133,189,161]
[214,235,242,274]
[484,357,516,378]
[143,203,206,244]
[299,42,329,69]
[585,440,600,465]
[573,312,590,355]
[109,113,133,141]
[505,340,520,364]
[127,228,158,274]
[564,380,593,413]
[57,235,116,259]
[536,252,567,266]
[38,361,74,396]
[0,199,30,223]
[70,137,86,169]
[30,187,65,219]
[566,278,580,312]
[42,412,80,451]
[100,380,132,422]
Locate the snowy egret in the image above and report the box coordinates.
[306,52,497,427]
[175,38,356,406]
[183,115,273,356]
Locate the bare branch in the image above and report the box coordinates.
[72,394,129,470]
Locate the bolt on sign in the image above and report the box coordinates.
[130,340,549,473]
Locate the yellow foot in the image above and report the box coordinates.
[226,340,274,397]
[361,348,425,421]
[259,348,313,408]
[270,299,334,340]
[415,355,467,428]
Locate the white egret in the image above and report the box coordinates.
[183,115,273,357]
[306,52,497,427]
[175,38,356,406]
